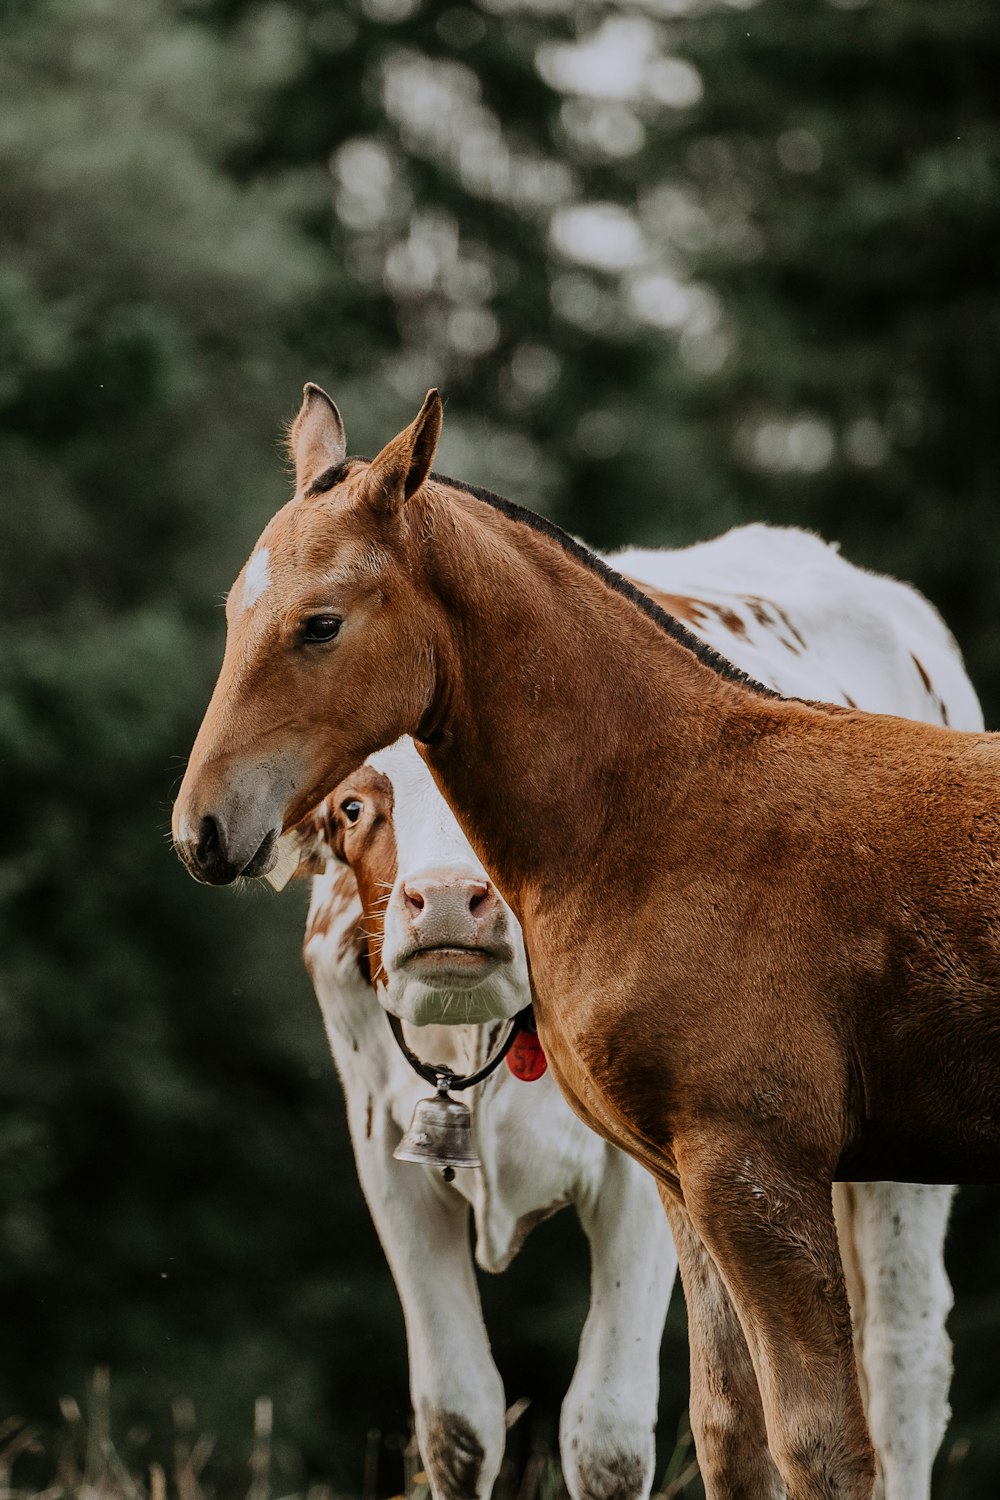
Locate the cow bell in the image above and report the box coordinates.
[394,1084,481,1179]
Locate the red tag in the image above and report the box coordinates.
[506,1029,548,1081]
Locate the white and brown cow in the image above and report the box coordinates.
[296,736,675,1500]
[290,525,980,1500]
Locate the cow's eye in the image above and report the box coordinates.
[302,615,341,643]
[341,799,363,825]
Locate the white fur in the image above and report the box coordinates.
[241,547,271,610]
[369,740,529,1026]
[304,525,978,1500]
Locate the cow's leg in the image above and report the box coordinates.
[835,1182,953,1500]
[660,1190,785,1500]
[678,1132,875,1500]
[349,1102,506,1500]
[560,1150,677,1500]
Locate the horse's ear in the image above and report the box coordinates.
[362,389,443,511]
[289,383,347,493]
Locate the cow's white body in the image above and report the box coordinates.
[305,840,673,1500]
[303,525,980,1500]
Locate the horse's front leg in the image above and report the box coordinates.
[348,1101,506,1500]
[560,1148,677,1500]
[659,1189,785,1500]
[678,1129,876,1500]
[833,1182,954,1500]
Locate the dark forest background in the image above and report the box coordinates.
[2,0,999,1496]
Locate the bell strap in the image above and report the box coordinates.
[387,1007,531,1093]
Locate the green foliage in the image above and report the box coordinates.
[0,0,390,1484]
[1,0,998,1496]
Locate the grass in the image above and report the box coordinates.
[0,1373,701,1500]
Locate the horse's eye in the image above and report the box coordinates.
[341,799,363,825]
[302,615,341,644]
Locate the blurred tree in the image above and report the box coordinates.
[0,0,408,1486]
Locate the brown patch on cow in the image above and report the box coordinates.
[365,1094,373,1140]
[304,899,338,947]
[774,604,807,650]
[295,798,339,881]
[419,1408,485,1500]
[709,604,749,639]
[911,654,950,725]
[744,595,802,654]
[304,863,359,946]
[911,654,932,693]
[745,596,773,628]
[300,818,385,983]
[304,904,331,946]
[652,591,709,627]
[629,581,751,642]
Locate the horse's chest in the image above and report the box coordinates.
[532,1005,681,1190]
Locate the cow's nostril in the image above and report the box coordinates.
[468,881,492,917]
[196,814,221,871]
[403,883,425,915]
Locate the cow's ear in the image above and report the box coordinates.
[288,383,347,494]
[361,389,442,512]
[263,830,314,890]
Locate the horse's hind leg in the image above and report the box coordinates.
[678,1131,875,1500]
[661,1187,785,1499]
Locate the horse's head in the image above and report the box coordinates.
[316,739,529,1025]
[172,386,444,885]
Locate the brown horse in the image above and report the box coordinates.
[174,387,1000,1500]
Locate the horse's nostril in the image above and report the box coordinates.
[196,814,221,870]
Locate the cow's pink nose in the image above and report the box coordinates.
[401,874,497,924]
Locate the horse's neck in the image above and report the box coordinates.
[417,487,752,909]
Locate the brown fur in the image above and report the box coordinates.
[311,766,396,985]
[174,389,1000,1499]
[299,856,373,987]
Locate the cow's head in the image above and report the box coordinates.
[311,739,530,1026]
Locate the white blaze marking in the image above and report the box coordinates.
[242,547,271,610]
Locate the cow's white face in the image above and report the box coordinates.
[310,739,530,1026]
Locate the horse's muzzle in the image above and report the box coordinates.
[175,816,278,886]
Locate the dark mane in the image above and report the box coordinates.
[309,456,780,699]
[306,459,355,497]
[428,471,782,701]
